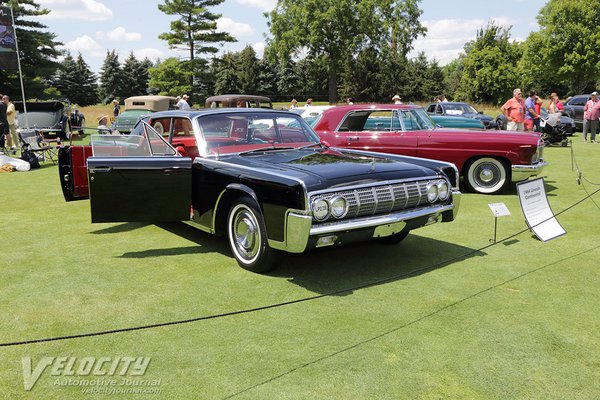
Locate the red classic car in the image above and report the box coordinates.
[310,104,547,194]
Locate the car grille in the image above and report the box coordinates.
[309,180,444,222]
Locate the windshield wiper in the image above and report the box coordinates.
[296,142,329,151]
[238,146,296,156]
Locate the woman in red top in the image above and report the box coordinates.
[501,88,526,131]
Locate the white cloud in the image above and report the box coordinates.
[252,42,266,58]
[96,27,142,42]
[409,17,516,65]
[60,35,105,58]
[235,0,276,12]
[38,0,113,21]
[217,18,254,37]
[133,48,165,62]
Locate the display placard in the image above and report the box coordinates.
[517,178,566,242]
[488,202,511,217]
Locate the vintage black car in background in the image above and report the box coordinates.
[15,101,70,140]
[59,109,461,272]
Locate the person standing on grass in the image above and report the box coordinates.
[524,90,540,132]
[0,93,8,151]
[582,92,599,143]
[112,99,120,118]
[501,88,526,131]
[3,95,17,153]
[587,92,600,143]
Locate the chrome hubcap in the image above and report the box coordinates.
[233,210,259,260]
[475,163,500,187]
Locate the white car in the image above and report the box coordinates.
[290,105,333,127]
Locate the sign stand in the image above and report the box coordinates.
[488,203,511,243]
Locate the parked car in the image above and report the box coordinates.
[204,94,273,109]
[15,101,71,140]
[563,94,592,131]
[495,107,576,135]
[112,95,177,133]
[426,102,497,129]
[310,104,547,194]
[58,109,461,272]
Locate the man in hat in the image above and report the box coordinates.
[392,95,402,105]
[97,115,111,134]
[583,92,600,142]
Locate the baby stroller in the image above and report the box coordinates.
[539,112,569,147]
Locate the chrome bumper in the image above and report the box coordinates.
[512,161,548,182]
[270,190,461,253]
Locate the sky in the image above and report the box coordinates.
[32,0,547,73]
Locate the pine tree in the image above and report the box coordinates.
[237,46,259,94]
[52,52,79,101]
[74,53,98,106]
[158,0,236,96]
[137,58,154,95]
[98,50,122,103]
[121,52,143,98]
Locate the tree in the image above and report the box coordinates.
[458,22,522,104]
[0,0,62,99]
[98,50,122,103]
[237,46,260,94]
[158,0,236,95]
[74,53,98,106]
[267,0,425,103]
[148,57,193,96]
[121,53,148,98]
[213,52,239,94]
[51,52,79,102]
[521,0,600,95]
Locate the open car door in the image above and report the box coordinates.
[87,121,192,223]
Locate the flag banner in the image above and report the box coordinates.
[0,6,18,69]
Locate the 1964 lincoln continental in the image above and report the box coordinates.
[59,109,461,272]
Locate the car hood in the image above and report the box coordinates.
[216,148,439,191]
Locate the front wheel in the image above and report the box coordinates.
[227,196,279,273]
[464,157,508,194]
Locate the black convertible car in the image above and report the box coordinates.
[59,109,461,272]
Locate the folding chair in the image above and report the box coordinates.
[18,129,59,164]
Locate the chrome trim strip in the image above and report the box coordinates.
[310,203,454,235]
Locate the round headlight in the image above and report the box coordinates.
[426,182,438,203]
[330,196,348,219]
[437,180,450,201]
[312,198,330,221]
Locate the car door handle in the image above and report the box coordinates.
[163,168,182,174]
[348,136,359,142]
[91,167,111,173]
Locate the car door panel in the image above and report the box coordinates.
[88,156,192,223]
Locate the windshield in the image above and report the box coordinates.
[17,111,62,129]
[399,108,436,130]
[197,112,320,155]
[444,103,478,115]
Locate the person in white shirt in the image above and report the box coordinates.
[392,94,402,105]
[177,95,191,110]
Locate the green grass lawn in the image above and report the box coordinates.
[1,136,600,399]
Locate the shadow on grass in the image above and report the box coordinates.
[268,235,485,295]
[91,222,151,234]
[114,222,230,259]
[128,222,486,296]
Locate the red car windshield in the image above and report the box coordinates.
[197,112,320,155]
